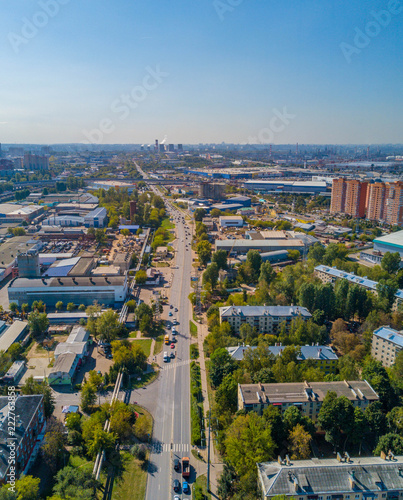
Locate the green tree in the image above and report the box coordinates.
[21,377,55,418]
[66,302,75,312]
[9,302,18,312]
[97,309,121,342]
[14,475,40,500]
[259,261,276,286]
[289,423,312,459]
[194,208,206,221]
[365,401,386,439]
[377,279,399,312]
[95,228,107,245]
[197,240,212,267]
[41,417,67,473]
[81,382,97,412]
[245,250,262,281]
[298,282,316,312]
[135,269,148,284]
[212,249,228,270]
[203,262,219,290]
[317,392,355,448]
[225,412,275,482]
[53,466,100,500]
[381,251,401,275]
[288,249,301,262]
[374,433,403,455]
[308,242,325,262]
[27,310,49,337]
[55,301,63,311]
[209,347,236,388]
[362,359,395,411]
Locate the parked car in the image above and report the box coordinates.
[182,481,190,494]
[173,479,180,492]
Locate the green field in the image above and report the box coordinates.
[154,334,164,355]
[190,320,198,338]
[111,452,148,500]
[161,218,175,230]
[130,338,152,357]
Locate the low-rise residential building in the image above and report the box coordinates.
[315,265,403,309]
[0,395,45,482]
[238,380,378,419]
[372,326,403,367]
[48,352,79,386]
[258,455,403,500]
[219,306,312,335]
[227,344,338,374]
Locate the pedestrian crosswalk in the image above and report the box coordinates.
[150,442,190,454]
[160,359,191,371]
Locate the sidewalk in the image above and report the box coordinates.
[194,316,223,497]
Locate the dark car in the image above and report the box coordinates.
[173,479,180,492]
[174,458,180,472]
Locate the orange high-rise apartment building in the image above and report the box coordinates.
[330,178,403,226]
[366,182,387,221]
[345,179,368,218]
[330,178,347,214]
[384,181,403,226]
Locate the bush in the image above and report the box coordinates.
[190,361,204,446]
[131,443,147,461]
[190,343,199,359]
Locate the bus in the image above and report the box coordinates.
[164,334,170,345]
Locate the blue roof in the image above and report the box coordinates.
[315,265,403,300]
[118,225,140,230]
[227,345,338,361]
[373,326,403,348]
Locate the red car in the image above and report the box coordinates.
[171,343,175,349]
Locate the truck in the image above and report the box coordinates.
[182,457,190,478]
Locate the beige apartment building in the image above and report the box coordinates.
[238,380,378,420]
[372,326,403,367]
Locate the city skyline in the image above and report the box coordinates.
[1,0,402,144]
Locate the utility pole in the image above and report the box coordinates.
[207,409,211,492]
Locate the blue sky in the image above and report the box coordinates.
[0,0,402,144]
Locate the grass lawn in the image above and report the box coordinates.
[68,454,95,474]
[131,369,158,389]
[161,218,175,230]
[130,339,152,357]
[189,320,198,338]
[154,334,164,355]
[193,474,211,499]
[111,452,148,500]
[133,404,153,439]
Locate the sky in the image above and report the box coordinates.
[0,0,402,145]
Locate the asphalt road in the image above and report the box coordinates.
[145,199,193,500]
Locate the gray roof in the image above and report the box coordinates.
[54,342,87,357]
[227,345,338,362]
[10,275,126,289]
[374,230,403,249]
[0,236,39,267]
[50,352,77,375]
[220,305,312,319]
[239,380,379,406]
[67,325,89,343]
[0,395,44,480]
[258,456,403,497]
[0,320,28,353]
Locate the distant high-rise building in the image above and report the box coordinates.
[129,200,137,219]
[330,178,347,214]
[155,139,159,152]
[8,147,24,156]
[366,182,387,221]
[345,179,368,218]
[384,181,403,226]
[199,182,225,201]
[159,144,165,152]
[0,143,2,158]
[178,144,183,151]
[23,153,49,170]
[168,144,175,152]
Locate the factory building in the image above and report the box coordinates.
[8,275,128,308]
[199,182,226,201]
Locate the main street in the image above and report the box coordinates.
[137,190,193,499]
